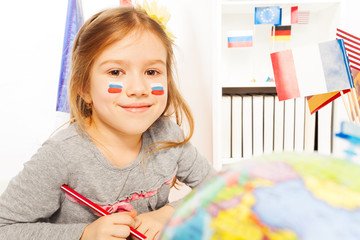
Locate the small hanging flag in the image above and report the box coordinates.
[271,25,291,41]
[271,39,353,101]
[281,6,298,25]
[254,6,281,25]
[227,30,253,48]
[298,11,310,24]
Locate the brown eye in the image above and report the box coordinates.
[146,70,159,76]
[110,70,122,76]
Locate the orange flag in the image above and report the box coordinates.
[306,90,350,115]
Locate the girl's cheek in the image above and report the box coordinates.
[108,82,124,93]
[151,83,165,96]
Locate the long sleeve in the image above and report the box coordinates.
[168,142,216,208]
[176,142,216,188]
[0,143,87,240]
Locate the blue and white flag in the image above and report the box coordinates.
[254,6,281,25]
[56,0,83,112]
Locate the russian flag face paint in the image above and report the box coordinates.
[151,83,164,96]
[108,82,123,93]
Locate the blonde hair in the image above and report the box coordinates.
[68,7,194,186]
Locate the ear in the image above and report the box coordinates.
[78,89,92,104]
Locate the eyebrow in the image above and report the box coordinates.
[99,59,126,67]
[99,59,166,67]
[147,59,166,66]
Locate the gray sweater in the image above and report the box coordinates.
[0,117,214,239]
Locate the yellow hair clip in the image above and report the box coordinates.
[136,0,175,42]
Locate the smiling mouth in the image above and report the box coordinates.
[121,104,151,113]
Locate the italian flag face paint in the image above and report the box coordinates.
[108,82,123,93]
[151,83,164,96]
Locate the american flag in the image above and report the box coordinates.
[298,11,310,24]
[336,28,360,72]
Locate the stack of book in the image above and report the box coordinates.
[221,94,334,163]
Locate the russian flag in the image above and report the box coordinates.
[271,39,353,101]
[108,82,123,93]
[227,30,253,48]
[151,83,164,95]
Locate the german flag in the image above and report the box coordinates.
[271,25,291,41]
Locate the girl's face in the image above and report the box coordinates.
[85,30,168,136]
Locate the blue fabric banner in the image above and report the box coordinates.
[56,0,83,112]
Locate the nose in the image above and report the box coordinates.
[125,73,149,97]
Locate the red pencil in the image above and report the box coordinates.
[61,184,146,240]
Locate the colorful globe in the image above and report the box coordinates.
[161,152,360,240]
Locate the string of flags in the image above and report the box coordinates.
[304,28,360,117]
[227,5,304,49]
[271,28,360,120]
[226,4,360,120]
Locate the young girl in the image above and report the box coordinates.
[0,5,215,240]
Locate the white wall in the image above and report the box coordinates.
[0,0,214,193]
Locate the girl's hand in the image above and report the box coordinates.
[133,205,174,240]
[80,210,137,240]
